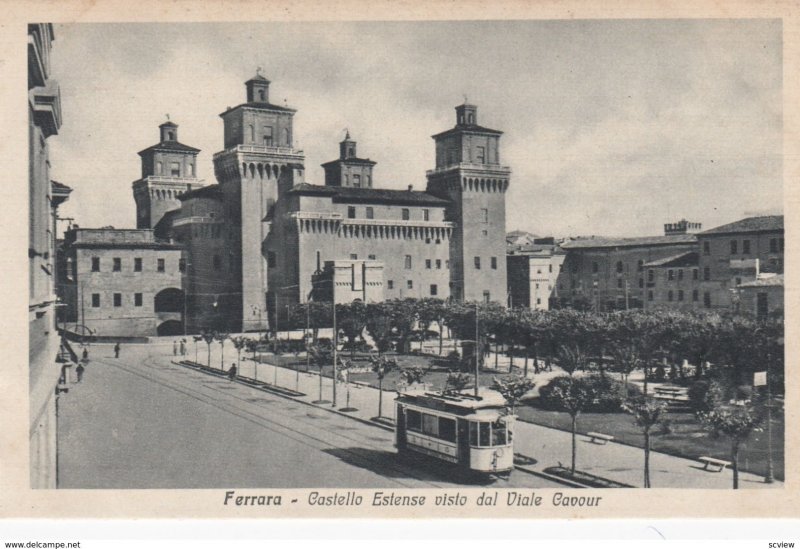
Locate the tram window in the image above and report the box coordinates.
[469,422,478,446]
[491,420,507,446]
[479,423,491,447]
[406,409,422,432]
[422,413,439,437]
[438,417,456,442]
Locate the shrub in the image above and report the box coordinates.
[536,374,639,413]
[735,385,753,402]
[688,379,727,412]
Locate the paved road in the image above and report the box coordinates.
[58,343,560,489]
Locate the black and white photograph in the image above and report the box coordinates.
[17,6,797,529]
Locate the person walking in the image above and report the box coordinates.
[173,340,178,356]
[76,363,85,383]
[82,347,88,361]
[228,363,237,381]
[180,339,186,357]
[114,342,121,358]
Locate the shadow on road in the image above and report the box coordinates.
[322,447,498,486]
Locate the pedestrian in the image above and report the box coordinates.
[114,342,121,358]
[76,363,85,383]
[173,340,178,356]
[180,339,186,356]
[228,363,237,381]
[82,347,88,361]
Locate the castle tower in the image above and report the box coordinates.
[426,103,510,303]
[213,71,305,331]
[132,120,203,230]
[321,131,376,188]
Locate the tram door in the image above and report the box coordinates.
[396,404,407,450]
[456,418,470,466]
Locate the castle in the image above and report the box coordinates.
[63,72,511,336]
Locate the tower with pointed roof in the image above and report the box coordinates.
[426,103,510,302]
[132,120,203,230]
[212,71,306,331]
[321,131,376,188]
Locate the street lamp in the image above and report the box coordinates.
[764,335,784,484]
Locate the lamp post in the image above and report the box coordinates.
[332,301,338,408]
[474,301,480,397]
[764,335,783,484]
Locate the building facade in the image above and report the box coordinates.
[29,23,69,488]
[61,229,184,337]
[642,251,701,311]
[507,238,565,310]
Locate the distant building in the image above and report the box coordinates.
[556,221,700,311]
[507,237,565,310]
[734,274,784,319]
[696,215,784,311]
[642,251,700,311]
[29,23,69,488]
[61,228,184,337]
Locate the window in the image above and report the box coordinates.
[445,260,450,269]
[592,262,599,274]
[402,208,410,221]
[91,293,100,307]
[483,290,490,303]
[190,164,194,176]
[647,291,653,302]
[263,126,273,146]
[474,256,481,269]
[616,261,624,273]
[769,238,778,253]
[350,254,358,260]
[344,175,349,186]
[91,257,100,272]
[366,207,374,219]
[347,206,356,219]
[491,257,497,270]
[425,259,431,269]
[423,209,430,221]
[267,252,276,268]
[113,258,121,272]
[678,269,683,281]
[407,280,413,290]
[388,280,394,289]
[170,162,180,177]
[212,255,221,270]
[365,175,370,187]
[368,254,376,260]
[316,250,321,271]
[430,284,438,296]
[353,174,361,187]
[703,292,711,308]
[134,257,142,272]
[637,259,644,272]
[735,277,742,286]
[476,146,485,164]
[438,417,456,442]
[648,269,654,282]
[179,258,186,272]
[481,230,488,236]
[156,161,162,175]
[668,269,674,281]
[422,413,438,437]
[134,293,143,307]
[730,240,738,255]
[549,265,553,273]
[536,298,542,305]
[693,268,698,280]
[638,278,644,288]
[249,125,255,142]
[703,267,710,281]
[617,279,623,289]
[743,239,751,254]
[405,255,412,269]
[157,258,165,272]
[692,289,699,302]
[703,241,710,255]
[113,293,122,307]
[435,259,442,269]
[678,290,684,301]
[481,208,488,223]
[406,409,421,431]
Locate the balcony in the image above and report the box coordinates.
[289,211,343,221]
[30,81,61,138]
[213,144,304,161]
[426,162,511,176]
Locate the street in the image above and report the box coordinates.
[57,342,561,489]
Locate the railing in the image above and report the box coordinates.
[426,162,511,176]
[213,144,304,160]
[172,215,222,227]
[142,176,204,186]
[289,211,343,221]
[340,218,454,229]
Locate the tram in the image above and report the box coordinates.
[394,388,515,475]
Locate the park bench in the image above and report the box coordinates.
[586,432,614,445]
[655,386,683,400]
[698,456,731,472]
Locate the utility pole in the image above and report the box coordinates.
[474,302,480,398]
[332,301,338,407]
[765,349,774,484]
[625,279,630,311]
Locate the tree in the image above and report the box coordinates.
[416,298,443,353]
[370,353,398,418]
[399,367,426,388]
[699,405,762,489]
[289,301,333,343]
[491,375,535,414]
[336,301,368,358]
[192,335,203,364]
[307,342,332,402]
[201,330,215,368]
[337,358,356,411]
[215,332,230,371]
[231,336,247,371]
[546,376,596,474]
[622,397,668,488]
[388,298,418,354]
[365,302,394,356]
[443,371,471,395]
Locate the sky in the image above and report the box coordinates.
[49,20,783,238]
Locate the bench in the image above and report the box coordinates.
[699,456,731,472]
[586,432,614,445]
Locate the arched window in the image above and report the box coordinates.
[156,161,162,175]
[167,131,174,140]
[616,261,624,273]
[284,128,290,146]
[258,89,265,101]
[249,125,255,143]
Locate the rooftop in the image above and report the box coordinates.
[138,140,200,156]
[321,157,377,167]
[561,234,697,250]
[288,183,448,206]
[737,274,784,288]
[220,102,297,116]
[431,123,503,140]
[178,185,223,201]
[699,215,784,236]
[642,251,699,268]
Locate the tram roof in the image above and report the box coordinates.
[396,388,508,414]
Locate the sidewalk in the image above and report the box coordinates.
[177,344,781,490]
